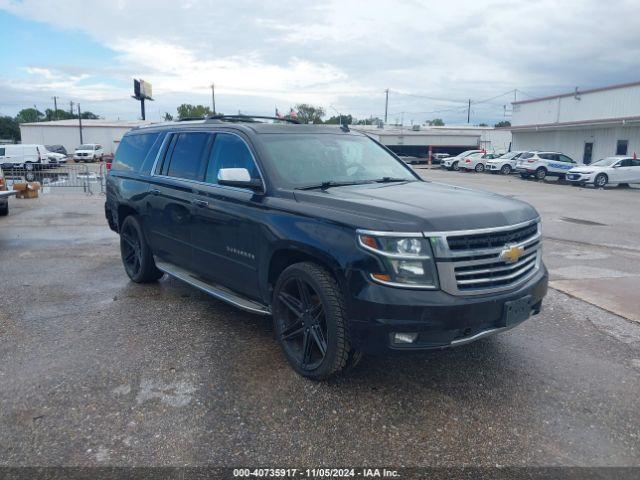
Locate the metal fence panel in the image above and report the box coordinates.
[1,162,107,195]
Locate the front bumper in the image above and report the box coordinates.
[566,173,593,183]
[346,265,548,354]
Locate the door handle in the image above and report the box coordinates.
[150,188,160,195]
[193,199,209,208]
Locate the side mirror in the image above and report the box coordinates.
[218,168,263,190]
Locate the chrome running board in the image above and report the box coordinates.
[155,258,271,316]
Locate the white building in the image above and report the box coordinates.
[352,124,511,157]
[511,81,640,164]
[19,119,155,155]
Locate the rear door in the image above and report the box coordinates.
[190,132,264,298]
[631,160,640,183]
[146,131,211,270]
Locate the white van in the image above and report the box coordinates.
[0,144,52,170]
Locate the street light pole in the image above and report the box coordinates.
[211,83,216,115]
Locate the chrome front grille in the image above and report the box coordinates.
[426,219,542,296]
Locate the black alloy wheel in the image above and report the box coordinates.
[273,262,357,379]
[277,275,328,371]
[119,215,163,283]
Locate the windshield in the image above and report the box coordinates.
[260,134,418,188]
[77,145,94,150]
[591,157,622,167]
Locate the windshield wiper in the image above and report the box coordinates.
[373,177,412,183]
[296,180,374,191]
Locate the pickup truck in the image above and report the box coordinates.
[105,116,548,379]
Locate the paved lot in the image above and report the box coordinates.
[1,176,639,467]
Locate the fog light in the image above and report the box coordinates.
[393,332,418,344]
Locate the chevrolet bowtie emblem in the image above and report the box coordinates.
[500,245,525,264]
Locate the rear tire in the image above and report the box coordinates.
[535,167,547,180]
[595,173,608,188]
[475,163,485,173]
[0,202,8,216]
[501,164,512,175]
[273,262,358,380]
[119,215,163,283]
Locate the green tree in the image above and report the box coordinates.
[292,104,325,124]
[80,111,100,120]
[426,118,444,126]
[176,104,212,120]
[45,108,78,121]
[494,120,511,128]
[163,112,174,121]
[325,114,354,125]
[0,116,20,141]
[16,108,44,123]
[478,123,488,127]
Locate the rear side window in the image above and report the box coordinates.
[112,133,160,172]
[165,132,210,181]
[0,148,4,156]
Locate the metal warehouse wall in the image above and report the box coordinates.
[20,125,134,155]
[511,126,640,163]
[512,84,640,126]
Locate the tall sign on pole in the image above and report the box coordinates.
[132,79,153,120]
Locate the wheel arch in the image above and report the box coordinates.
[265,244,346,304]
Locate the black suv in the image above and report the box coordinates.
[105,116,548,379]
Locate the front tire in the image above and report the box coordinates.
[273,262,356,380]
[595,173,608,188]
[0,202,8,216]
[452,161,459,171]
[501,164,512,175]
[119,215,163,283]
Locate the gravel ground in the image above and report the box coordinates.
[1,188,639,467]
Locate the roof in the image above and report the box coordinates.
[20,119,155,128]
[512,80,640,105]
[136,120,361,135]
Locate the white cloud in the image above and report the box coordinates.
[2,0,640,122]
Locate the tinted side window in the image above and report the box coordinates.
[165,132,210,181]
[0,147,5,156]
[112,133,160,172]
[204,133,259,184]
[559,154,574,163]
[521,152,534,159]
[619,159,633,167]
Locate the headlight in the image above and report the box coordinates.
[358,232,439,288]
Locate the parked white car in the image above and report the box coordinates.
[0,144,53,170]
[441,150,483,171]
[47,151,67,164]
[73,144,104,162]
[566,156,640,187]
[486,151,527,175]
[516,151,577,180]
[461,152,501,172]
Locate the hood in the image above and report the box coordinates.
[569,165,606,173]
[292,181,538,232]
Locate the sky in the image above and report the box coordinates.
[1,0,639,125]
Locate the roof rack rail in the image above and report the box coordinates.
[176,116,207,122]
[205,114,301,124]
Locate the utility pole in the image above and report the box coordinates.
[77,104,83,144]
[140,97,146,120]
[52,96,59,120]
[69,100,74,116]
[384,88,389,124]
[467,99,471,124]
[210,83,216,115]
